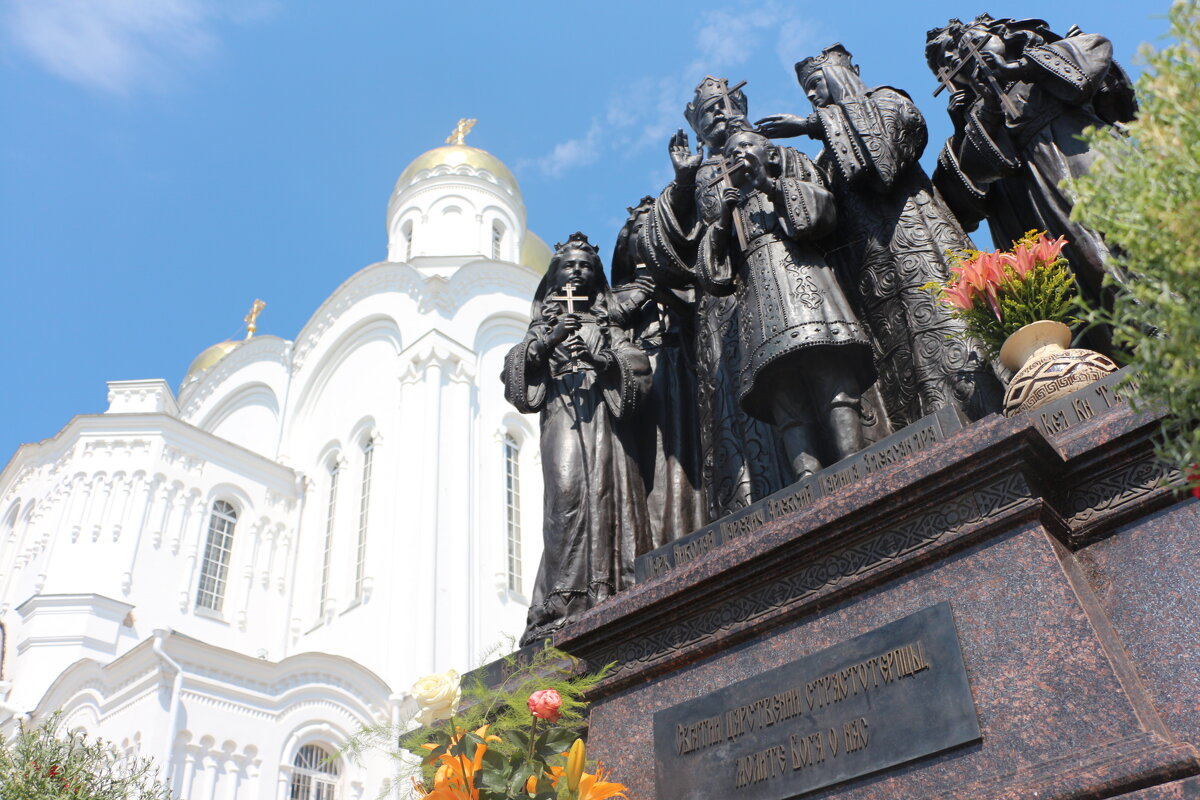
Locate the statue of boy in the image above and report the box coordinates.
[696,122,876,479]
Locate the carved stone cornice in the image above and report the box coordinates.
[556,401,1179,697]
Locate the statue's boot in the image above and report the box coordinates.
[827,393,866,463]
[781,422,823,481]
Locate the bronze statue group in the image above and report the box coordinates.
[502,14,1136,644]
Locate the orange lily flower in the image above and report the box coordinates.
[420,725,502,800]
[574,764,629,800]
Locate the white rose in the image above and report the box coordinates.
[412,669,461,726]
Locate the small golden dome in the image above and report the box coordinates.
[520,232,552,273]
[394,145,522,201]
[185,340,240,380]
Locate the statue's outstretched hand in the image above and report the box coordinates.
[755,114,808,139]
[669,128,703,184]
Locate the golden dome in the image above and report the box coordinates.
[185,340,240,380]
[520,232,552,273]
[394,145,522,201]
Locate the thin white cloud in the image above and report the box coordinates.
[3,0,276,93]
[524,0,816,179]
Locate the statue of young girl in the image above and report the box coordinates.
[502,233,652,644]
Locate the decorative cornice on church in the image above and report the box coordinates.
[397,330,477,385]
[106,380,180,417]
[289,263,423,371]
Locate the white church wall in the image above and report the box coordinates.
[1,137,551,796]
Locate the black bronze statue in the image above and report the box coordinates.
[610,197,706,550]
[758,44,1003,427]
[925,15,1136,348]
[502,233,652,644]
[695,121,875,478]
[641,76,794,517]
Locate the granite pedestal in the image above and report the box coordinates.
[552,377,1200,799]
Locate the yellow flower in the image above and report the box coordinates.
[575,764,628,800]
[566,739,586,793]
[411,669,461,726]
[419,724,501,800]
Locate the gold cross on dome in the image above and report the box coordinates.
[446,118,478,146]
[244,299,266,339]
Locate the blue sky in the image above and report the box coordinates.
[0,0,1167,460]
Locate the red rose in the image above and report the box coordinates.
[527,689,563,722]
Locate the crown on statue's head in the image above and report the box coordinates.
[795,43,858,85]
[685,76,748,131]
[554,232,598,257]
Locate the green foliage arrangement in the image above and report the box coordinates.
[927,230,1080,358]
[344,643,625,800]
[1072,0,1200,495]
[0,713,172,800]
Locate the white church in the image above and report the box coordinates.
[0,123,551,799]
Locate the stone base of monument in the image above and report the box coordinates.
[551,370,1200,800]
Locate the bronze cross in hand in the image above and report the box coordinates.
[547,283,591,372]
[547,282,588,314]
[933,37,1019,119]
[705,157,749,250]
[706,78,750,251]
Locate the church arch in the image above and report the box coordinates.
[290,315,403,435]
[196,382,281,455]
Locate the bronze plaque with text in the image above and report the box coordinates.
[652,603,980,799]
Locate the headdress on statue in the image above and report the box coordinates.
[794,43,858,86]
[684,76,748,139]
[626,195,655,217]
[552,231,601,262]
[925,14,1055,73]
[795,43,869,104]
[924,17,968,73]
[530,232,612,318]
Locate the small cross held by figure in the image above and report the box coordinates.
[546,283,592,372]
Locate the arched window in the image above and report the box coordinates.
[319,461,340,615]
[290,743,340,800]
[491,222,505,260]
[195,500,237,612]
[503,434,522,592]
[354,438,374,600]
[402,220,414,262]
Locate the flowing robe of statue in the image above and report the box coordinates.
[809,85,1004,424]
[932,30,1134,323]
[644,157,794,518]
[693,153,876,427]
[610,203,706,549]
[503,285,651,645]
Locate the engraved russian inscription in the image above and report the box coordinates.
[653,604,980,800]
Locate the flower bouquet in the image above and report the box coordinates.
[348,646,627,800]
[929,230,1079,359]
[928,231,1118,415]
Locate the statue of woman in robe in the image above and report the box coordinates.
[502,233,652,645]
[757,43,1003,427]
[925,15,1137,352]
[609,196,706,549]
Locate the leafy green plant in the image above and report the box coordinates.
[927,230,1080,358]
[1072,0,1200,495]
[344,643,624,799]
[0,712,172,800]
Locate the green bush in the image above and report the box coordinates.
[1073,0,1200,493]
[0,713,172,800]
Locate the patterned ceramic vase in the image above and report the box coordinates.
[999,320,1118,416]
